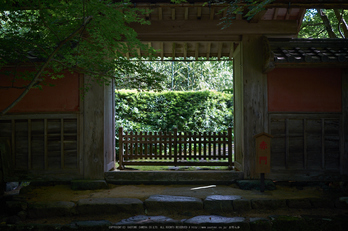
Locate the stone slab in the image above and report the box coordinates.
[236,180,276,191]
[269,215,307,231]
[27,201,76,219]
[309,198,335,208]
[251,199,287,210]
[5,201,27,215]
[249,217,271,231]
[77,198,143,215]
[71,180,108,190]
[204,195,242,213]
[144,195,203,213]
[115,215,181,226]
[73,220,112,231]
[233,199,252,212]
[287,199,312,209]
[183,215,249,229]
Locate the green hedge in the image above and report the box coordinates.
[115,90,233,133]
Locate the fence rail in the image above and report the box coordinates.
[118,127,233,170]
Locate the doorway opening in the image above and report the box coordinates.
[115,57,234,171]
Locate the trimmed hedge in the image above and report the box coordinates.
[115,90,233,134]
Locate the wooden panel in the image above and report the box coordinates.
[343,70,348,176]
[324,120,340,170]
[271,137,286,170]
[269,114,342,175]
[306,133,322,170]
[269,118,285,136]
[0,114,80,181]
[15,120,28,170]
[31,119,44,170]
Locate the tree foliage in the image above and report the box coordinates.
[115,90,233,133]
[121,58,233,92]
[0,0,167,115]
[299,9,348,38]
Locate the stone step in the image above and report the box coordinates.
[105,170,244,185]
[1,215,347,231]
[4,195,348,219]
[77,198,144,215]
[144,195,203,214]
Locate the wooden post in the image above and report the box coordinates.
[228,127,233,170]
[28,119,32,170]
[174,127,178,166]
[260,173,265,192]
[118,127,124,170]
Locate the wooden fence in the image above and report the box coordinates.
[118,127,233,170]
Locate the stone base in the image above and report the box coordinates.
[71,180,108,190]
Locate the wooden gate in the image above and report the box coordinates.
[118,127,233,169]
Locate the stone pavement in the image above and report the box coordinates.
[1,182,348,230]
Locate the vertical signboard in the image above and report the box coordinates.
[254,132,273,173]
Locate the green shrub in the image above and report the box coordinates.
[115,90,233,133]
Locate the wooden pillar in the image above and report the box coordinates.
[240,35,268,179]
[82,75,115,179]
[342,69,348,178]
[233,42,244,172]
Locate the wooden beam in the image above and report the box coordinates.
[172,42,176,60]
[146,7,150,20]
[160,42,164,60]
[185,7,189,20]
[210,7,215,20]
[44,118,48,170]
[28,119,32,170]
[61,118,64,169]
[222,8,227,18]
[206,42,211,60]
[195,42,199,60]
[184,42,187,60]
[11,119,15,168]
[171,8,175,20]
[285,8,292,20]
[197,7,202,19]
[285,118,289,169]
[321,118,325,169]
[158,7,163,20]
[229,43,234,59]
[267,3,348,9]
[148,42,152,59]
[303,118,307,170]
[273,8,279,20]
[297,8,306,32]
[217,42,222,60]
[130,20,299,41]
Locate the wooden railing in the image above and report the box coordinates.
[118,127,233,170]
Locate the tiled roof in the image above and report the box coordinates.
[269,38,348,64]
[263,38,348,72]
